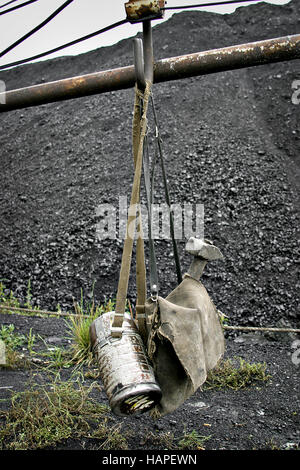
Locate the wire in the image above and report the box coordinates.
[0,0,20,9]
[161,0,263,10]
[0,0,74,59]
[0,0,40,16]
[0,18,129,70]
[0,0,262,70]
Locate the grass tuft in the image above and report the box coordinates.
[65,292,116,366]
[0,324,31,369]
[204,357,271,391]
[178,429,211,450]
[0,377,110,450]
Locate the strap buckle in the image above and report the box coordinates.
[136,304,146,319]
[110,312,124,338]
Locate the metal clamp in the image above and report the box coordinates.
[125,0,165,24]
[151,284,158,302]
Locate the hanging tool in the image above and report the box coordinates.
[90,0,225,419]
[185,237,224,280]
[89,43,162,416]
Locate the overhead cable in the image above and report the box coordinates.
[0,0,40,16]
[0,0,20,8]
[0,18,129,70]
[161,0,263,10]
[0,0,264,70]
[0,0,74,59]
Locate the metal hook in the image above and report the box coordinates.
[143,20,153,84]
[133,37,145,90]
[133,20,154,90]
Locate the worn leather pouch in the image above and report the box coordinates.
[145,274,225,417]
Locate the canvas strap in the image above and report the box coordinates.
[112,81,151,338]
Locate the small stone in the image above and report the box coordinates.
[234,337,245,343]
[47,336,64,344]
[154,422,164,431]
[283,443,298,450]
[188,401,208,408]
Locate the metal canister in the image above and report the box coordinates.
[90,311,162,417]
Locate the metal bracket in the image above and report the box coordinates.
[125,0,165,24]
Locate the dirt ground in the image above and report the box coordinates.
[0,310,299,453]
[0,0,299,455]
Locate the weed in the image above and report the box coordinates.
[27,328,36,354]
[84,368,101,380]
[0,283,119,368]
[0,377,110,450]
[32,346,72,370]
[0,324,30,369]
[0,281,41,316]
[0,324,27,349]
[177,429,211,450]
[65,293,117,366]
[1,347,28,370]
[25,279,32,309]
[204,357,271,391]
[144,430,177,450]
[218,310,230,327]
[265,438,282,450]
[95,423,130,450]
[27,334,72,370]
[0,282,21,312]
[66,314,96,366]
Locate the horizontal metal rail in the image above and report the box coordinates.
[0,34,299,113]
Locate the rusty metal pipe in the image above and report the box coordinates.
[0,34,299,113]
[0,65,136,112]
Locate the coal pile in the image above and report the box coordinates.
[0,0,299,331]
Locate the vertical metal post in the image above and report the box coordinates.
[143,20,154,84]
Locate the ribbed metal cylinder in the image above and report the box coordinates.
[90,311,161,416]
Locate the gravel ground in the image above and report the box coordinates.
[0,0,299,454]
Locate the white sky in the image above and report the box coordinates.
[0,0,291,68]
